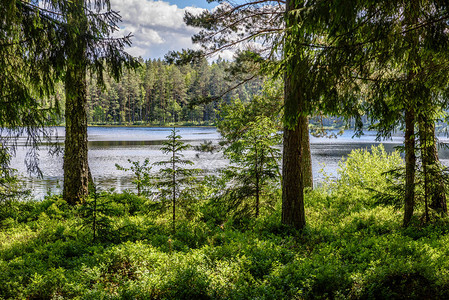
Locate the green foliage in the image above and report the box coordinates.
[154,127,201,232]
[0,0,62,152]
[84,58,264,126]
[375,157,449,218]
[320,144,404,207]
[78,189,115,243]
[2,120,449,300]
[333,144,403,190]
[221,115,281,218]
[196,175,230,225]
[2,178,449,299]
[0,167,29,218]
[116,158,153,196]
[217,84,282,220]
[321,144,449,221]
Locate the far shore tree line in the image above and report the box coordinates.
[3,0,449,230]
[53,58,263,126]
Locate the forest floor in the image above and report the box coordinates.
[1,186,449,299]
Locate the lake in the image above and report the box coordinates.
[9,126,449,199]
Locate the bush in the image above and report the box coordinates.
[2,149,449,299]
[316,145,403,214]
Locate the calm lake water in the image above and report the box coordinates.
[9,126,449,199]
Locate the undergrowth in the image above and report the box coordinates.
[1,145,449,299]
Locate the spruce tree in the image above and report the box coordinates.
[154,128,199,233]
[1,0,137,204]
[60,0,138,205]
[219,104,281,218]
[0,0,64,176]
[309,0,449,224]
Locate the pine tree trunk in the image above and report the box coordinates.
[281,0,306,229]
[172,141,176,233]
[300,116,313,189]
[419,116,447,215]
[282,120,305,229]
[403,1,419,226]
[63,0,89,205]
[403,108,416,226]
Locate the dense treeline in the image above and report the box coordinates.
[83,58,263,125]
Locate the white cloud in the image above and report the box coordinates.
[211,49,235,61]
[126,46,148,58]
[110,0,207,59]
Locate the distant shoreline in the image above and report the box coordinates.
[55,124,217,128]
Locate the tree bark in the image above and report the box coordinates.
[418,114,430,222]
[63,0,89,205]
[300,116,313,189]
[63,63,89,205]
[419,115,447,215]
[403,1,419,226]
[403,108,416,226]
[281,0,306,229]
[282,119,305,229]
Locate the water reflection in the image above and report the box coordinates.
[89,140,166,147]
[10,127,449,199]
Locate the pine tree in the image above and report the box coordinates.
[184,0,313,228]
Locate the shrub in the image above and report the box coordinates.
[318,144,404,211]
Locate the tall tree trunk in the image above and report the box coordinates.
[255,143,260,218]
[419,114,430,222]
[403,108,416,226]
[63,0,89,205]
[419,115,447,215]
[281,0,306,229]
[172,138,176,233]
[300,116,313,189]
[403,1,419,226]
[282,119,305,229]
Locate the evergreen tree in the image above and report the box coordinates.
[142,60,156,122]
[61,0,138,205]
[154,128,199,233]
[184,0,314,229]
[302,0,449,224]
[63,0,90,205]
[3,0,138,205]
[0,0,64,176]
[219,102,281,218]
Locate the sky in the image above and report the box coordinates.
[169,0,217,9]
[110,0,223,60]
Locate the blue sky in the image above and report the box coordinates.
[168,0,217,9]
[111,0,225,59]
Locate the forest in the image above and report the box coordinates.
[3,0,449,299]
[83,58,264,126]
